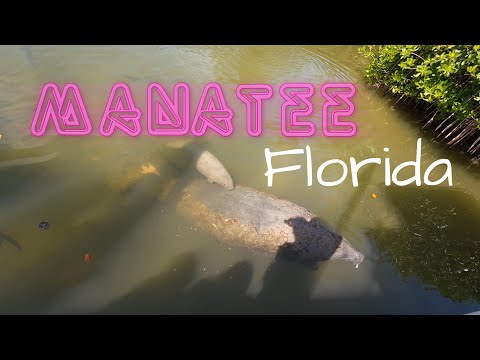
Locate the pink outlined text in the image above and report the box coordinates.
[236,84,273,137]
[147,83,190,136]
[31,83,92,136]
[321,83,357,137]
[191,83,234,137]
[99,83,142,137]
[31,82,359,138]
[280,83,315,137]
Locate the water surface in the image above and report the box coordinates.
[0,45,479,314]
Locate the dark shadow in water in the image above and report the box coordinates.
[254,219,367,314]
[100,246,478,314]
[184,261,254,314]
[0,232,21,250]
[101,252,198,314]
[255,244,321,314]
[280,217,343,268]
[368,186,480,304]
[101,249,387,314]
[102,219,363,314]
[102,252,255,314]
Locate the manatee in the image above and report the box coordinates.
[47,145,362,314]
[108,144,362,267]
[177,179,364,267]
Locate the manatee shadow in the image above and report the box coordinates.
[102,252,388,314]
[252,216,341,314]
[97,238,471,314]
[98,214,336,314]
[0,232,22,250]
[100,252,198,314]
[184,260,254,314]
[255,250,320,314]
[368,186,480,304]
[102,253,255,314]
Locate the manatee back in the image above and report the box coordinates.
[176,179,347,263]
[186,180,311,232]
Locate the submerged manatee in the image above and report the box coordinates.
[177,179,364,267]
[47,145,363,314]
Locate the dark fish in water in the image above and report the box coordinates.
[0,232,22,251]
[0,152,57,168]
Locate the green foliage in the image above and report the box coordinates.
[359,45,480,128]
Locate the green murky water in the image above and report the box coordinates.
[0,45,479,314]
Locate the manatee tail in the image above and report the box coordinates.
[165,140,234,190]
